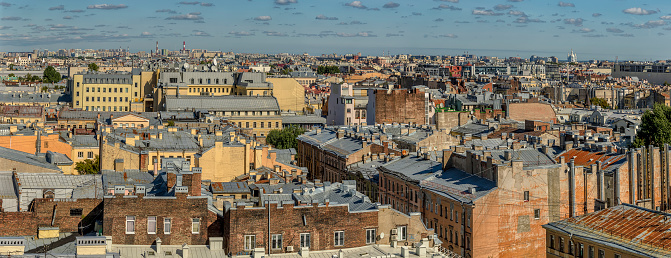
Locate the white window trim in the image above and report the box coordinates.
[125,216,135,234]
[271,234,283,250]
[334,231,345,246]
[300,233,311,248]
[244,235,256,251]
[164,218,171,235]
[397,226,407,241]
[192,218,200,234]
[147,216,157,234]
[366,228,377,244]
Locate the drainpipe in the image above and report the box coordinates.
[569,159,575,217]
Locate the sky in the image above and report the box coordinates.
[0,0,670,60]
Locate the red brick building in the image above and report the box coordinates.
[103,167,224,246]
[373,88,429,125]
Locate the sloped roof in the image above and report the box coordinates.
[165,95,280,112]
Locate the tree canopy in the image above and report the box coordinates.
[266,125,306,149]
[43,66,61,83]
[633,103,671,148]
[75,155,100,175]
[590,97,610,109]
[317,65,340,74]
[88,63,99,71]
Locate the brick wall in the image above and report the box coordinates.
[375,89,426,125]
[226,203,378,254]
[103,193,221,246]
[0,198,102,237]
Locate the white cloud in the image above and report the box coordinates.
[166,13,203,20]
[140,32,152,36]
[558,2,574,7]
[254,16,272,21]
[660,16,671,20]
[440,0,459,2]
[275,0,297,5]
[49,5,64,11]
[229,31,253,36]
[439,34,458,38]
[345,1,367,9]
[494,4,513,11]
[383,2,399,8]
[623,7,657,15]
[87,4,128,10]
[472,9,502,16]
[563,18,583,26]
[315,14,338,20]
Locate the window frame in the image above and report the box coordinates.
[125,216,135,234]
[300,233,311,248]
[244,235,256,251]
[334,231,345,246]
[271,234,283,250]
[191,218,200,234]
[366,228,376,244]
[164,218,171,235]
[397,226,407,241]
[147,216,157,234]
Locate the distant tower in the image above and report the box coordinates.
[568,49,577,63]
[156,41,159,56]
[183,41,186,52]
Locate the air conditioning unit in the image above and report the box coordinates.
[286,246,294,252]
[391,229,398,235]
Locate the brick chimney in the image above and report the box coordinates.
[167,172,177,189]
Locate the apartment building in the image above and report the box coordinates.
[70,69,150,112]
[543,204,671,258]
[164,95,282,137]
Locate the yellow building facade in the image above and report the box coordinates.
[70,69,147,112]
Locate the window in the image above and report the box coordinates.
[534,209,541,219]
[559,237,564,253]
[588,246,594,258]
[300,233,310,248]
[614,254,620,258]
[164,218,171,234]
[524,191,530,201]
[276,122,280,128]
[70,208,83,216]
[191,218,200,234]
[397,226,407,241]
[253,122,257,128]
[246,122,249,128]
[126,216,135,234]
[78,152,84,158]
[578,243,584,258]
[170,78,177,83]
[86,87,89,92]
[244,235,256,250]
[598,249,604,258]
[88,152,93,159]
[334,231,344,246]
[569,241,575,255]
[271,234,282,249]
[148,216,157,234]
[366,229,376,244]
[550,235,555,249]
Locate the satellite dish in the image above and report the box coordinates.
[379,232,385,239]
[183,63,189,69]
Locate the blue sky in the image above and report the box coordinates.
[0,0,669,60]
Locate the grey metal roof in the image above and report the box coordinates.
[0,92,70,104]
[470,148,555,167]
[281,115,326,124]
[379,156,442,183]
[16,173,100,190]
[210,181,250,194]
[165,95,280,112]
[0,172,16,199]
[0,146,61,171]
[290,181,377,212]
[451,123,491,136]
[322,137,365,157]
[421,168,497,204]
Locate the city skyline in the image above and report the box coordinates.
[0,0,669,60]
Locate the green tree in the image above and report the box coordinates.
[41,86,49,92]
[8,64,13,71]
[266,125,306,149]
[166,120,175,126]
[8,73,15,77]
[43,66,61,83]
[75,155,100,174]
[317,65,340,74]
[633,103,671,148]
[88,63,99,71]
[590,97,610,109]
